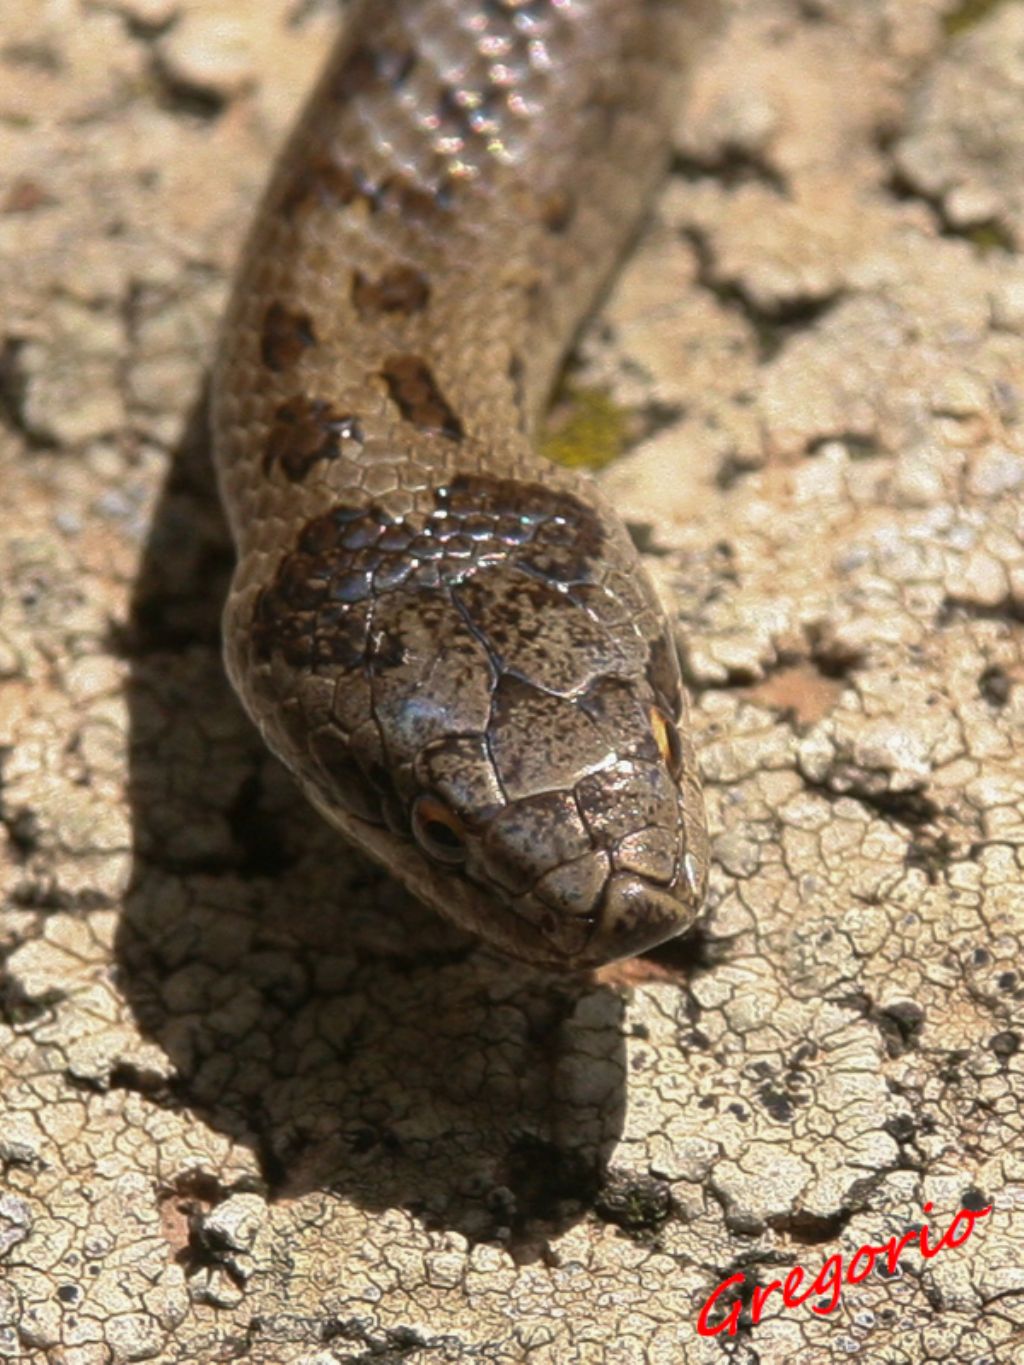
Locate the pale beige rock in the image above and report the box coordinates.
[112,0,182,28]
[156,10,258,100]
[1,1,1023,1362]
[895,3,1024,249]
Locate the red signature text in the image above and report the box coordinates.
[697,1202,993,1337]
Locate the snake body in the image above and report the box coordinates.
[212,0,709,968]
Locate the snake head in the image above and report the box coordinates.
[233,477,708,970]
[296,668,708,970]
[402,669,710,968]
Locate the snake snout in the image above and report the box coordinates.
[583,871,699,967]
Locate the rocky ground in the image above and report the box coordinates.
[1,0,1023,1361]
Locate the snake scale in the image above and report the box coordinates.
[211,0,710,968]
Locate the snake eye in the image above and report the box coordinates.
[412,794,468,864]
[650,706,684,780]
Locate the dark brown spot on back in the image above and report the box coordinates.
[280,152,376,218]
[381,355,463,441]
[263,396,363,481]
[331,44,416,100]
[379,174,454,223]
[508,353,528,430]
[541,189,575,234]
[331,44,379,99]
[525,278,544,325]
[261,302,317,371]
[352,265,431,318]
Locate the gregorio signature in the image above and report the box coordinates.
[697,1201,993,1337]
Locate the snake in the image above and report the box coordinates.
[211,0,710,969]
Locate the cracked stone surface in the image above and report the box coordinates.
[2,0,1023,1361]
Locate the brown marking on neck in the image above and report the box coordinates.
[380,355,464,441]
[541,189,576,234]
[352,265,431,318]
[263,396,363,481]
[260,302,317,371]
[379,173,455,223]
[280,152,376,218]
[507,353,528,431]
[331,43,417,100]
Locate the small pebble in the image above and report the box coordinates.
[157,12,256,99]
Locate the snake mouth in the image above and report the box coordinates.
[580,871,696,967]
